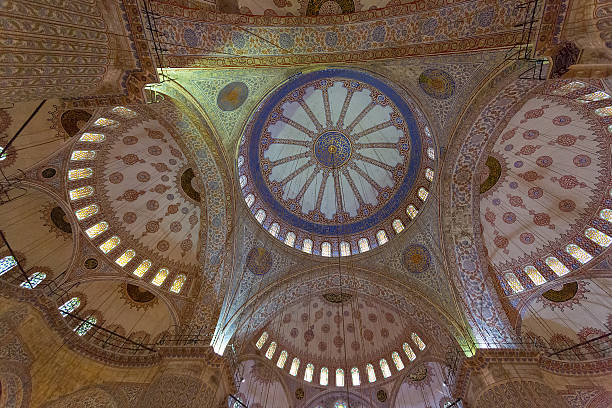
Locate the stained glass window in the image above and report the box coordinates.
[335,402,347,408]
[75,316,96,336]
[320,367,328,386]
[599,209,612,223]
[237,155,244,168]
[392,351,404,371]
[585,227,612,247]
[380,359,392,378]
[151,268,169,286]
[284,231,296,247]
[336,368,344,387]
[376,230,389,245]
[524,266,546,285]
[75,204,98,220]
[594,106,612,117]
[99,236,120,253]
[358,237,370,253]
[351,367,360,386]
[255,209,266,224]
[133,259,151,277]
[424,127,432,138]
[427,147,435,160]
[20,272,46,289]
[68,168,93,180]
[79,133,105,142]
[403,343,416,361]
[321,242,331,257]
[366,363,376,382]
[565,244,592,264]
[0,256,17,276]
[340,241,351,256]
[245,194,255,208]
[277,350,288,368]
[69,186,94,200]
[425,168,434,181]
[111,106,137,118]
[578,91,611,103]
[256,332,268,349]
[239,175,247,188]
[609,125,612,134]
[302,239,313,254]
[406,205,418,219]
[546,256,570,276]
[418,187,429,201]
[289,358,300,376]
[115,249,135,267]
[0,147,7,161]
[412,333,426,350]
[504,272,525,293]
[304,363,314,382]
[94,117,119,127]
[269,223,280,238]
[59,297,80,317]
[551,81,585,95]
[70,150,96,161]
[392,219,404,233]
[85,221,108,238]
[170,274,186,293]
[265,341,277,359]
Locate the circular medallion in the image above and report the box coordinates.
[402,244,431,273]
[418,69,455,99]
[295,388,304,400]
[41,168,57,178]
[84,258,98,269]
[377,390,388,402]
[217,82,249,111]
[245,247,273,275]
[314,131,351,168]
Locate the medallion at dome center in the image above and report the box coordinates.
[314,131,351,168]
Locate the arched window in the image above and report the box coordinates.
[358,237,370,253]
[304,363,314,382]
[133,259,151,277]
[255,209,266,224]
[351,367,360,386]
[99,236,120,253]
[20,272,46,289]
[85,221,108,238]
[391,352,404,371]
[380,359,391,378]
[578,91,611,103]
[277,350,288,368]
[70,150,96,161]
[268,223,280,238]
[255,332,268,349]
[417,187,429,201]
[336,368,345,387]
[75,204,98,220]
[284,231,296,247]
[524,266,546,285]
[244,194,255,208]
[68,168,93,180]
[340,241,351,256]
[504,272,524,293]
[585,227,612,247]
[151,268,169,286]
[321,242,332,257]
[545,256,570,276]
[289,358,300,376]
[594,106,612,117]
[239,175,247,188]
[59,297,81,317]
[320,367,328,386]
[79,132,105,142]
[551,81,585,95]
[0,255,17,276]
[403,343,416,361]
[170,274,187,293]
[302,239,313,254]
[75,316,96,336]
[600,209,612,223]
[392,219,404,233]
[366,363,376,382]
[237,155,244,168]
[427,147,435,160]
[376,230,389,245]
[94,117,119,127]
[115,249,136,267]
[411,333,426,350]
[111,106,137,118]
[565,244,592,264]
[265,341,277,359]
[69,185,94,200]
[425,168,434,181]
[406,205,418,219]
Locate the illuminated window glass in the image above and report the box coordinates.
[277,350,288,368]
[380,359,391,378]
[255,209,266,224]
[392,219,404,233]
[366,363,376,382]
[599,209,612,223]
[74,316,96,336]
[504,272,524,293]
[75,204,98,221]
[321,242,331,257]
[289,358,300,376]
[304,363,314,382]
[99,236,120,253]
[320,367,329,386]
[546,256,570,276]
[418,187,429,201]
[170,274,186,293]
[424,127,432,138]
[245,194,255,208]
[269,223,280,237]
[265,341,277,359]
[85,221,108,238]
[69,186,94,200]
[403,343,416,361]
[425,168,434,181]
[594,106,612,117]
[335,402,347,408]
[94,117,118,127]
[115,249,135,267]
[406,205,418,219]
[427,147,435,160]
[111,106,137,118]
[0,256,17,276]
[609,125,612,134]
[68,168,93,180]
[358,237,370,253]
[20,272,46,289]
[376,230,389,245]
[524,266,546,285]
[551,81,585,95]
[585,227,612,247]
[151,268,169,286]
[133,259,151,277]
[256,332,268,349]
[0,147,7,161]
[237,155,244,168]
[79,133,105,142]
[351,367,360,386]
[578,91,611,103]
[302,238,313,254]
[392,352,404,371]
[59,297,80,317]
[70,150,96,161]
[412,333,426,350]
[239,175,247,188]
[565,244,592,264]
[336,368,345,387]
[340,241,351,256]
[284,231,296,247]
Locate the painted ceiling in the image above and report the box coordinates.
[235,0,417,16]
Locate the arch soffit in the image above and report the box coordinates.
[237,353,294,408]
[387,357,448,408]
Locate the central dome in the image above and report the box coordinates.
[238,69,436,256]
